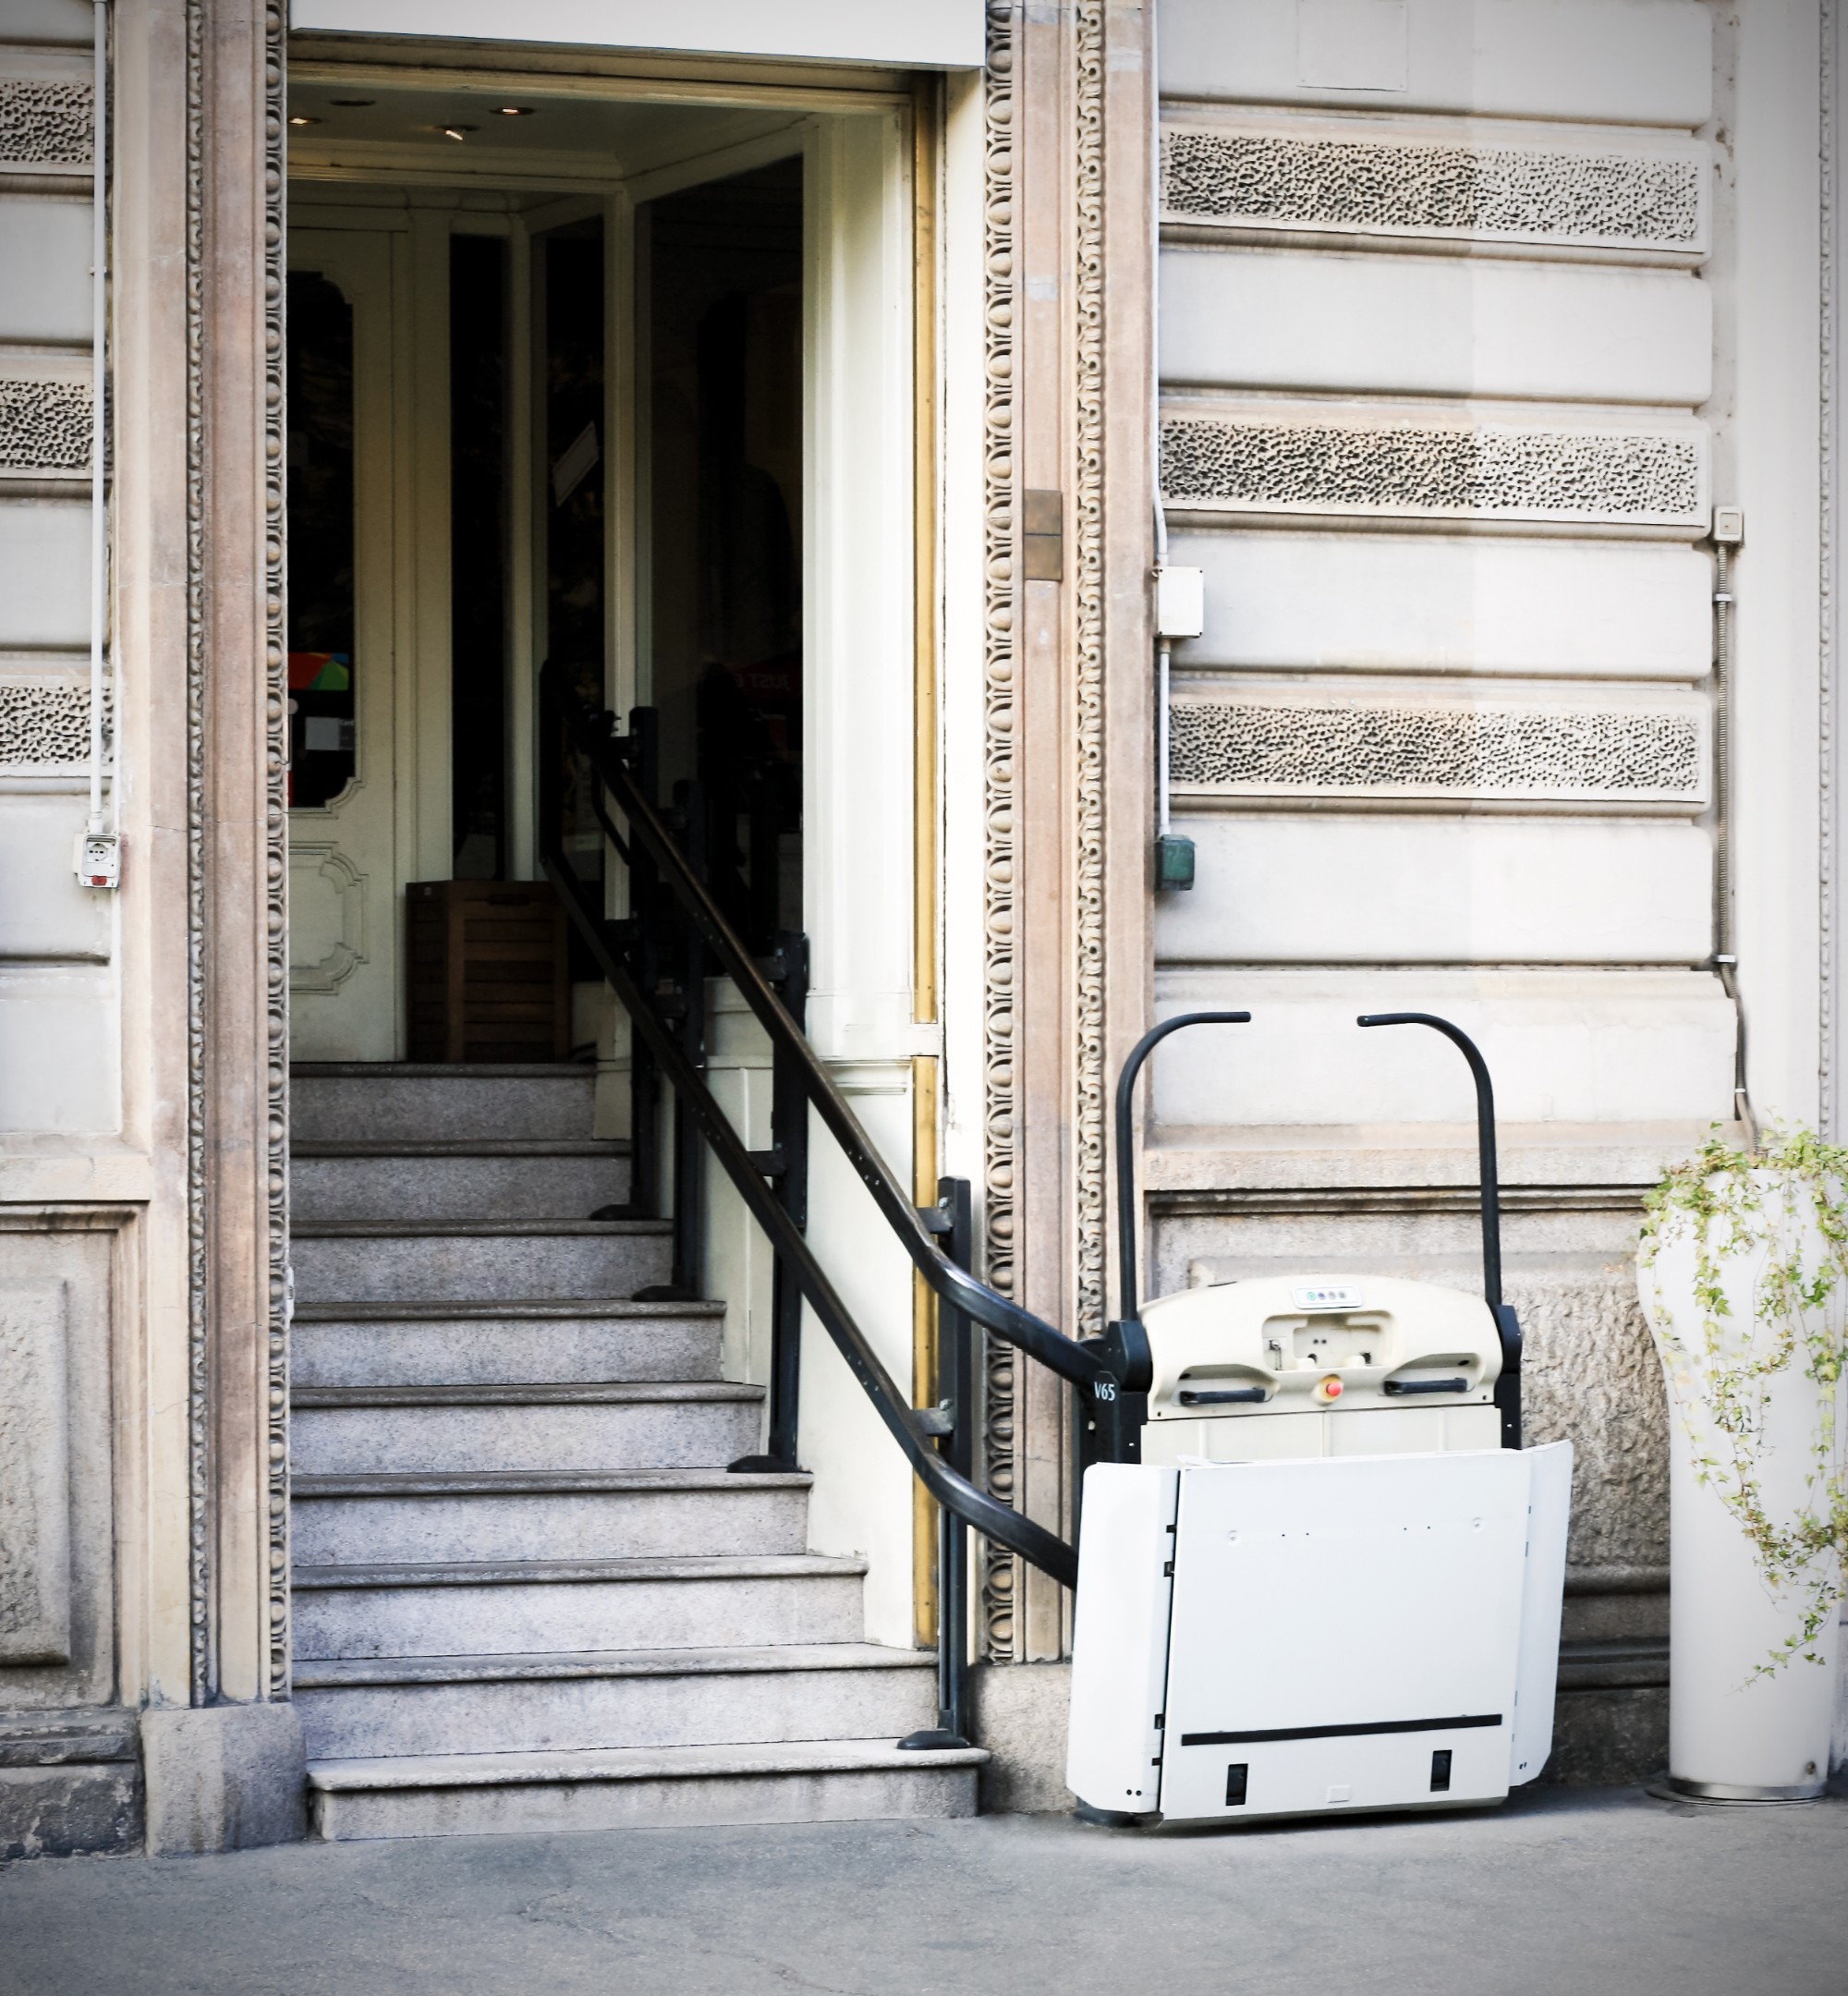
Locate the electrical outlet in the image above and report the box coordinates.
[75,830,120,889]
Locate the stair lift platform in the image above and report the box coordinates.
[1065,1012,1573,1828]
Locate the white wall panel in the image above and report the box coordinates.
[2,0,93,41]
[289,0,985,67]
[0,798,111,959]
[0,197,91,343]
[1159,0,1712,128]
[1161,248,1710,405]
[1166,530,1709,679]
[0,501,91,649]
[0,970,116,1132]
[1156,813,1710,964]
[1146,968,1735,1127]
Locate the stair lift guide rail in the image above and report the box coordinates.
[539,663,1143,1596]
[1356,1013,1523,1448]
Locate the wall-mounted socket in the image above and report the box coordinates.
[75,831,119,889]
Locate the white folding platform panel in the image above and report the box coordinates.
[1067,1443,1572,1826]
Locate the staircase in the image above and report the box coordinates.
[287,1062,984,1840]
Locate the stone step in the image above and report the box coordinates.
[292,1141,633,1224]
[290,1382,764,1476]
[307,1737,985,1840]
[293,1643,938,1760]
[290,1299,724,1390]
[291,1554,868,1661]
[291,1467,812,1565]
[290,1219,672,1304]
[291,1063,598,1143]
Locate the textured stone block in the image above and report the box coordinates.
[1542,1686,1668,1786]
[141,1703,306,1856]
[0,1276,70,1663]
[972,1662,1076,1815]
[0,1761,140,1858]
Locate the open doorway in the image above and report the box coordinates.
[283,105,812,1060]
[641,158,805,952]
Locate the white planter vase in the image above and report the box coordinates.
[1637,1172,1846,1800]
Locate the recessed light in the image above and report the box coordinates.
[496,105,539,116]
[328,99,375,108]
[287,115,321,127]
[437,125,479,141]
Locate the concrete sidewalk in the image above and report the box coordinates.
[1,1785,1843,1996]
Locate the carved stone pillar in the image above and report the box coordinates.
[980,0,1153,1663]
[139,0,301,1849]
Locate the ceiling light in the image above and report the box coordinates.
[496,105,538,116]
[287,115,321,126]
[440,125,478,141]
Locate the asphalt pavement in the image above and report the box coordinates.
[2,1783,1844,1996]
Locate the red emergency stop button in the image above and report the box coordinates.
[1317,1374,1343,1402]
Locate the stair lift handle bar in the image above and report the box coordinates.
[1355,1013,1502,1308]
[1116,1013,1252,1323]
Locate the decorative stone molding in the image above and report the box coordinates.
[1170,698,1705,803]
[1072,0,1108,1343]
[261,0,293,1703]
[0,680,111,768]
[0,78,94,170]
[0,379,91,474]
[184,0,210,1707]
[979,0,1020,1666]
[1161,125,1703,251]
[184,0,294,1708]
[1161,408,1706,527]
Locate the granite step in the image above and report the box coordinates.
[293,1642,938,1759]
[292,1063,598,1143]
[290,1298,724,1390]
[307,1737,986,1840]
[290,1467,812,1565]
[289,1219,673,1304]
[291,1140,633,1223]
[290,1381,765,1477]
[291,1553,869,1661]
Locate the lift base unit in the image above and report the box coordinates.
[1067,1443,1573,1826]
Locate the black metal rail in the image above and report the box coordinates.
[1356,1013,1522,1447]
[539,663,1145,1622]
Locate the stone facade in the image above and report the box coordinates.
[1,0,1845,1852]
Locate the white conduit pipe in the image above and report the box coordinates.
[87,0,109,843]
[1150,0,1171,839]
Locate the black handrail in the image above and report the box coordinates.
[1356,1012,1523,1448]
[540,663,1135,1590]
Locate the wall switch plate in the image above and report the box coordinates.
[75,831,120,889]
[1712,506,1745,545]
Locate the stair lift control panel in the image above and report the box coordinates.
[1065,1010,1572,1827]
[1139,1273,1504,1466]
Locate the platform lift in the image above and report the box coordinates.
[1066,1013,1574,1827]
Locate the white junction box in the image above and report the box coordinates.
[1067,1444,1573,1825]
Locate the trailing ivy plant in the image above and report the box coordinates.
[1637,1124,1848,1679]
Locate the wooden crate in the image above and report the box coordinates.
[407,880,570,1064]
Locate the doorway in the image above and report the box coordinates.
[284,113,821,1061]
